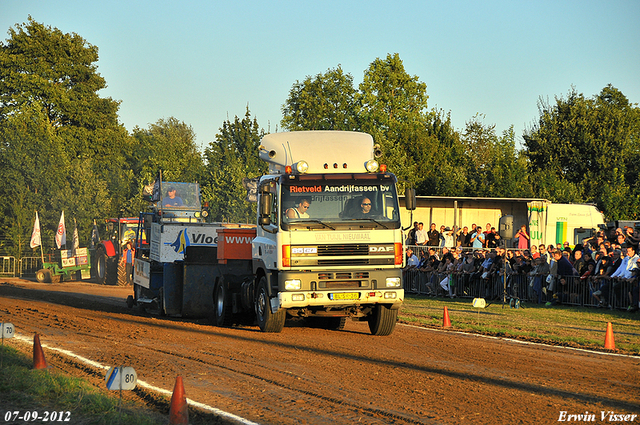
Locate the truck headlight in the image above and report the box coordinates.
[385,277,401,287]
[285,279,302,290]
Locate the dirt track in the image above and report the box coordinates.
[0,278,638,424]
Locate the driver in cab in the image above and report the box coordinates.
[286,198,311,219]
[351,197,375,219]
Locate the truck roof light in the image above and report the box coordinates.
[295,160,309,174]
[343,163,348,169]
[365,159,379,173]
[323,163,329,169]
[380,164,387,173]
[285,165,293,174]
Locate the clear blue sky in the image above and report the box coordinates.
[2,0,639,150]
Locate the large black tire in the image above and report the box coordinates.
[367,305,398,336]
[308,316,348,331]
[116,261,128,286]
[35,269,51,283]
[95,247,117,285]
[213,277,234,327]
[326,317,348,331]
[255,277,286,333]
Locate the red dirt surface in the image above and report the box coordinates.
[0,278,638,424]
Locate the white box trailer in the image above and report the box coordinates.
[398,196,605,247]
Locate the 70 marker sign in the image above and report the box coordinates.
[1,323,14,339]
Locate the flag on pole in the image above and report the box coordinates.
[72,218,80,254]
[55,211,66,249]
[30,211,42,249]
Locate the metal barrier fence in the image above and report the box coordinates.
[404,270,636,310]
[0,256,16,277]
[19,257,43,278]
[403,270,531,302]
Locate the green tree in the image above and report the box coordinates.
[0,18,130,252]
[202,109,266,223]
[281,66,358,131]
[460,116,531,197]
[358,53,430,188]
[523,85,640,217]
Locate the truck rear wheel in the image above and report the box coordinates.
[36,269,51,283]
[214,277,233,327]
[255,277,285,333]
[367,305,397,336]
[309,316,347,331]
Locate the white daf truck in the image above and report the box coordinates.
[238,130,412,335]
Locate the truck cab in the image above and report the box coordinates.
[252,131,408,335]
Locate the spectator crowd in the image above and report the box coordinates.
[403,222,640,312]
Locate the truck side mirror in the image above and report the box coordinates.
[405,188,416,211]
[258,192,272,226]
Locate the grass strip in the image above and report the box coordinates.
[0,345,165,425]
[400,295,640,354]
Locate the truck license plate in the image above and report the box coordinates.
[331,292,360,300]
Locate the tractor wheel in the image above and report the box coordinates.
[96,247,117,285]
[255,277,285,333]
[35,269,51,283]
[116,261,128,286]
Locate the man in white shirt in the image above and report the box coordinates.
[415,222,427,246]
[611,245,638,280]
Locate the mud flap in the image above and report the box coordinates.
[270,296,281,314]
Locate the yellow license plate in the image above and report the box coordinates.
[331,292,360,300]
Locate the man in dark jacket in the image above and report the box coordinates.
[554,250,576,304]
[427,223,440,247]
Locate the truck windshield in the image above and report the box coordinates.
[281,175,401,229]
[157,182,201,210]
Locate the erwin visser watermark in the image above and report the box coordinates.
[558,411,638,422]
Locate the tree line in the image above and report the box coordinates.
[1,18,639,257]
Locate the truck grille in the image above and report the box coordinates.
[317,244,368,256]
[317,272,370,279]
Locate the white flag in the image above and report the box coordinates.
[30,211,41,249]
[55,211,66,249]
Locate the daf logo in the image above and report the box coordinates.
[369,246,393,253]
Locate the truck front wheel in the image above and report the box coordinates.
[255,277,285,333]
[214,277,233,327]
[367,305,398,336]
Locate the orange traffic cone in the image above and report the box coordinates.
[169,376,188,425]
[604,322,616,350]
[443,306,452,328]
[33,334,48,370]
